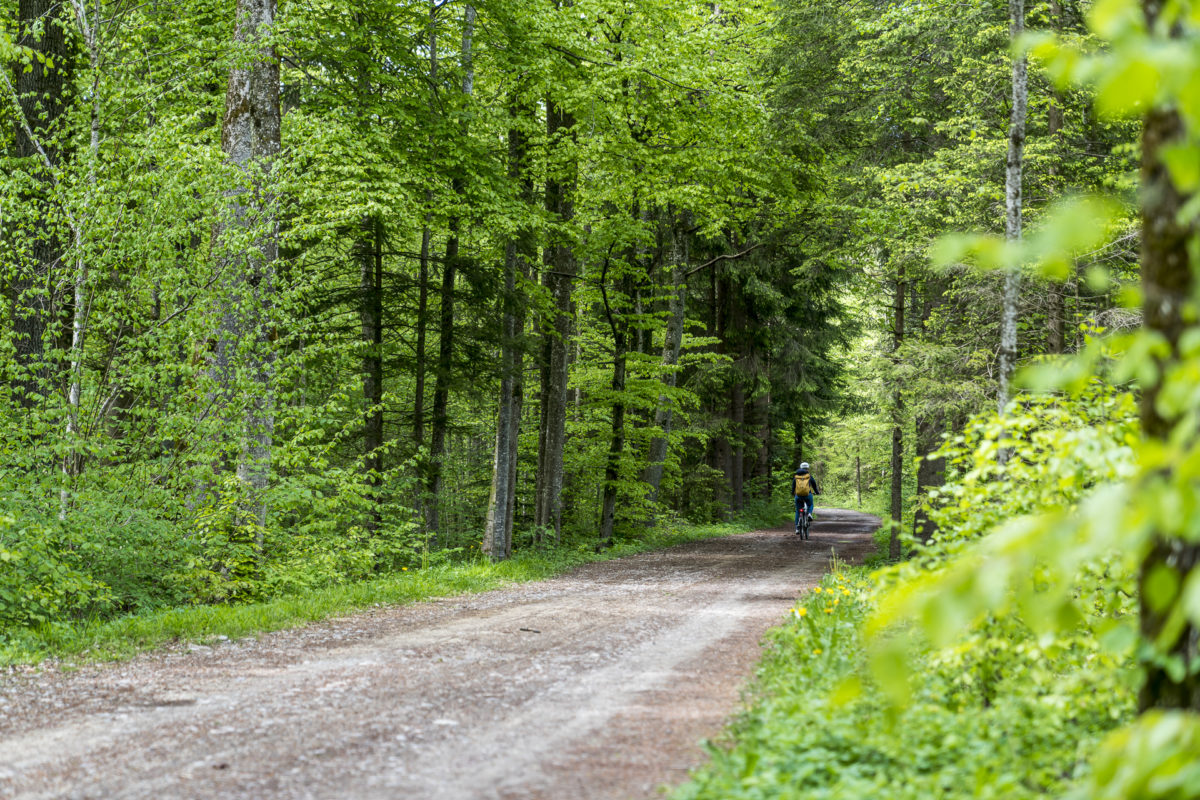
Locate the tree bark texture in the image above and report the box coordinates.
[998,0,1027,413]
[534,98,576,542]
[484,113,534,562]
[426,4,475,538]
[414,5,437,450]
[358,217,384,533]
[9,0,74,405]
[889,262,905,560]
[753,390,771,500]
[643,213,689,503]
[1136,20,1200,711]
[913,412,944,544]
[213,0,280,539]
[1046,4,1067,356]
[60,2,101,518]
[599,270,630,550]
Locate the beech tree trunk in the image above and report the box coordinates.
[913,412,944,543]
[534,97,576,543]
[599,266,630,550]
[998,0,1027,413]
[414,5,436,450]
[484,108,534,562]
[1136,1,1199,710]
[426,4,475,538]
[61,0,102,518]
[1046,0,1067,356]
[643,213,688,503]
[9,0,73,405]
[889,261,905,560]
[214,0,280,542]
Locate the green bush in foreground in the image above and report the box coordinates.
[673,563,1134,800]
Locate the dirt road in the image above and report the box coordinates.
[0,509,879,800]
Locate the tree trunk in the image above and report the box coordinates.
[484,109,534,562]
[213,0,280,544]
[60,3,101,518]
[414,4,437,450]
[913,412,944,544]
[889,261,905,560]
[1136,5,1199,710]
[792,416,803,468]
[643,213,688,503]
[856,454,861,507]
[730,380,745,513]
[9,0,73,405]
[358,217,384,534]
[534,97,576,543]
[599,268,629,550]
[426,4,475,538]
[1046,0,1067,356]
[753,390,771,500]
[998,0,1027,413]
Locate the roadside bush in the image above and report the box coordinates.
[0,511,113,627]
[673,565,1133,800]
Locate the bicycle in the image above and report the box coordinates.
[795,508,811,540]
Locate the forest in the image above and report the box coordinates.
[3,0,1200,795]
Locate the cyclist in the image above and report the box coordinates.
[791,462,820,536]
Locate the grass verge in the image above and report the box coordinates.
[1,520,743,669]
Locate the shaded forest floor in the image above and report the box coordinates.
[0,509,879,800]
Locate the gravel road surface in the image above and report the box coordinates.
[0,508,879,800]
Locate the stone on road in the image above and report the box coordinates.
[0,509,879,800]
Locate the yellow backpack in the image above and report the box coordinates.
[794,474,812,497]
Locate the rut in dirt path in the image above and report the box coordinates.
[0,508,880,800]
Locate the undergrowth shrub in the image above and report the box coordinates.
[674,564,1133,800]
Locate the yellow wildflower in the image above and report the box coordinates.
[813,648,823,655]
[825,608,834,614]
[813,587,822,593]
[795,607,808,617]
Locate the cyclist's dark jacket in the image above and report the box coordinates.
[790,469,820,496]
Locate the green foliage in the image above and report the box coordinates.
[918,379,1139,552]
[673,565,1131,800]
[0,510,111,628]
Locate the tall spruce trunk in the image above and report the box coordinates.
[534,98,576,542]
[484,112,534,562]
[1136,3,1199,710]
[754,391,771,500]
[643,213,688,503]
[10,0,73,405]
[889,261,905,560]
[730,380,745,512]
[212,0,280,542]
[998,0,1027,413]
[426,4,475,538]
[358,217,384,533]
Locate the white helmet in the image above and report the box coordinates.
[800,462,809,470]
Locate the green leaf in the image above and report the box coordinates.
[1094,56,1160,118]
[1162,143,1200,192]
[1088,0,1145,41]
